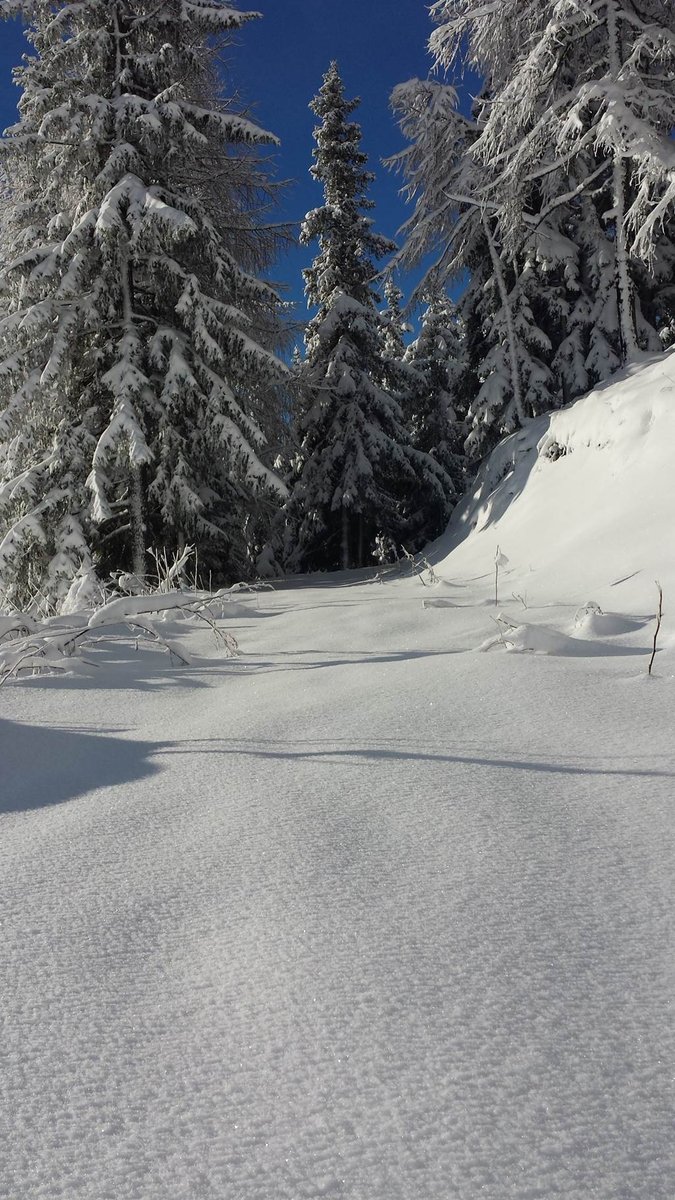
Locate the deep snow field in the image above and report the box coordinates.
[2,353,675,1200]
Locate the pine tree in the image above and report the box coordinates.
[380,275,459,545]
[0,163,9,239]
[381,276,409,362]
[464,252,558,456]
[391,0,675,457]
[280,63,451,573]
[471,0,675,361]
[390,78,559,458]
[405,291,466,502]
[0,0,287,610]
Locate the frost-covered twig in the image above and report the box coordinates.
[226,580,275,593]
[186,606,239,656]
[146,544,197,593]
[400,546,439,587]
[0,625,97,685]
[494,546,509,606]
[0,613,39,643]
[400,545,418,577]
[0,589,240,682]
[419,557,438,588]
[492,613,518,649]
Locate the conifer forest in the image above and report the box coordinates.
[2,0,674,603]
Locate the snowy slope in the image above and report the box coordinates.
[432,349,675,612]
[1,355,675,1200]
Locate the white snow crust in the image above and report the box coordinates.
[1,354,675,1199]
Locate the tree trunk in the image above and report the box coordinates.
[114,2,146,582]
[341,507,350,571]
[483,214,525,424]
[607,0,639,362]
[119,246,146,582]
[612,155,638,361]
[130,464,146,581]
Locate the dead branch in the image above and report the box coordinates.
[648,581,663,676]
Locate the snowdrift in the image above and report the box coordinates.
[432,350,675,613]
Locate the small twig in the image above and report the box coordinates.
[400,545,417,577]
[489,613,517,650]
[417,557,438,587]
[123,617,192,666]
[189,606,239,656]
[648,581,663,676]
[494,546,509,607]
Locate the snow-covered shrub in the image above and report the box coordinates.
[0,590,239,684]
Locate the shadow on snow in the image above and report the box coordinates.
[160,737,675,782]
[0,718,161,813]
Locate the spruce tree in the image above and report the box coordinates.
[471,0,675,361]
[0,0,287,611]
[391,0,675,457]
[380,275,458,546]
[390,79,560,458]
[280,63,450,573]
[405,291,465,510]
[381,276,409,362]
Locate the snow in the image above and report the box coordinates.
[2,355,675,1198]
[433,349,675,611]
[87,589,206,628]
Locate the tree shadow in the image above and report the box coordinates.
[0,718,163,813]
[160,736,675,781]
[4,722,672,817]
[424,418,552,563]
[4,652,231,693]
[226,648,464,675]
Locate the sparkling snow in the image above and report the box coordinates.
[1,354,675,1199]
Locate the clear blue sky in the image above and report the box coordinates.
[0,2,478,318]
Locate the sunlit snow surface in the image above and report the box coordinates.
[2,353,675,1199]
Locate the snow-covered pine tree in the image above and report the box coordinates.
[280,63,451,573]
[464,248,559,456]
[0,164,10,334]
[389,78,559,458]
[0,0,287,611]
[379,274,459,545]
[404,290,466,501]
[391,0,675,455]
[471,0,675,363]
[381,276,409,362]
[0,162,9,240]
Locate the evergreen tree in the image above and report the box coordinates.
[380,275,458,545]
[0,0,287,610]
[390,79,560,458]
[381,276,409,362]
[471,0,675,360]
[405,291,466,500]
[0,163,9,239]
[465,253,557,456]
[280,63,450,573]
[391,0,675,457]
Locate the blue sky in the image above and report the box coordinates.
[0,2,477,319]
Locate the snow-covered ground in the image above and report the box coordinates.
[2,354,675,1200]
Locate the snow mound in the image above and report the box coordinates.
[433,350,675,611]
[480,615,645,657]
[572,606,648,639]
